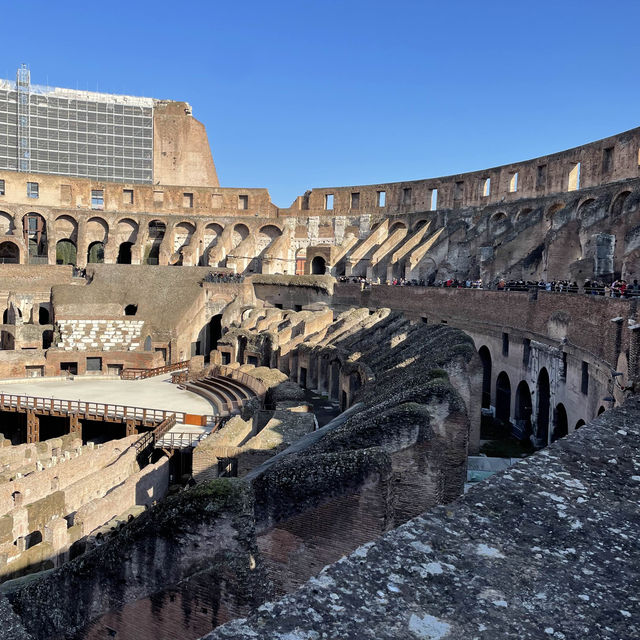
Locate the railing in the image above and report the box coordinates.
[0,393,186,425]
[209,364,268,397]
[154,431,207,449]
[121,360,190,381]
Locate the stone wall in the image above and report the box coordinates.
[205,396,640,640]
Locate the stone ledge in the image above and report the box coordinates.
[204,398,640,640]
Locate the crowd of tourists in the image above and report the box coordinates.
[203,271,245,283]
[338,274,640,297]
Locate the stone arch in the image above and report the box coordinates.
[0,240,20,264]
[490,212,508,235]
[311,255,326,275]
[576,198,600,224]
[478,346,492,409]
[551,403,568,442]
[0,211,14,235]
[258,224,282,240]
[547,202,565,218]
[55,239,77,265]
[295,247,307,275]
[87,241,105,264]
[516,207,533,223]
[54,214,78,242]
[86,216,109,244]
[116,218,138,244]
[1,329,15,349]
[575,419,586,430]
[414,219,430,232]
[514,380,533,441]
[203,223,223,261]
[146,220,166,265]
[611,190,631,217]
[495,371,511,426]
[117,242,133,264]
[597,405,606,416]
[144,335,152,351]
[389,221,407,233]
[232,223,249,248]
[536,367,551,446]
[173,221,195,253]
[22,213,47,262]
[38,306,50,325]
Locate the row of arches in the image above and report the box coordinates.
[479,346,594,447]
[486,189,633,232]
[0,211,285,267]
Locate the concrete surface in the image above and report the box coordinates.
[0,374,216,416]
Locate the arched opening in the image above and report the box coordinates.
[494,371,512,435]
[232,224,249,248]
[117,242,133,264]
[24,530,43,549]
[173,222,195,254]
[478,346,492,409]
[144,335,152,351]
[514,380,533,441]
[516,207,533,222]
[311,256,326,275]
[209,314,223,352]
[202,223,223,266]
[23,213,47,263]
[490,212,508,234]
[295,248,307,275]
[389,221,407,233]
[56,239,77,265]
[551,403,568,442]
[611,191,631,217]
[146,220,166,265]
[38,307,50,325]
[124,304,137,316]
[0,211,14,235]
[575,419,586,430]
[597,405,606,416]
[87,241,104,264]
[2,309,7,324]
[0,241,19,264]
[536,368,551,446]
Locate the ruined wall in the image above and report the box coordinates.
[205,396,640,640]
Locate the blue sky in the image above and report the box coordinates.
[2,0,638,206]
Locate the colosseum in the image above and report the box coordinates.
[0,67,637,640]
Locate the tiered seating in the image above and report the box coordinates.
[57,319,144,351]
[184,373,256,416]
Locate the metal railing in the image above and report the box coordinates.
[0,393,186,425]
[121,360,190,381]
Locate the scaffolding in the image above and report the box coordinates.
[16,64,30,173]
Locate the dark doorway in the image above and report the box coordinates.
[536,368,551,446]
[209,314,223,351]
[311,256,326,275]
[299,366,307,388]
[38,307,50,325]
[478,346,492,409]
[575,419,586,430]
[495,371,511,428]
[551,403,568,442]
[117,242,133,264]
[60,362,78,375]
[514,380,533,440]
[87,241,105,264]
[0,241,19,264]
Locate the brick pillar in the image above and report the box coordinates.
[69,413,82,439]
[126,419,138,437]
[26,409,39,444]
[629,326,640,389]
